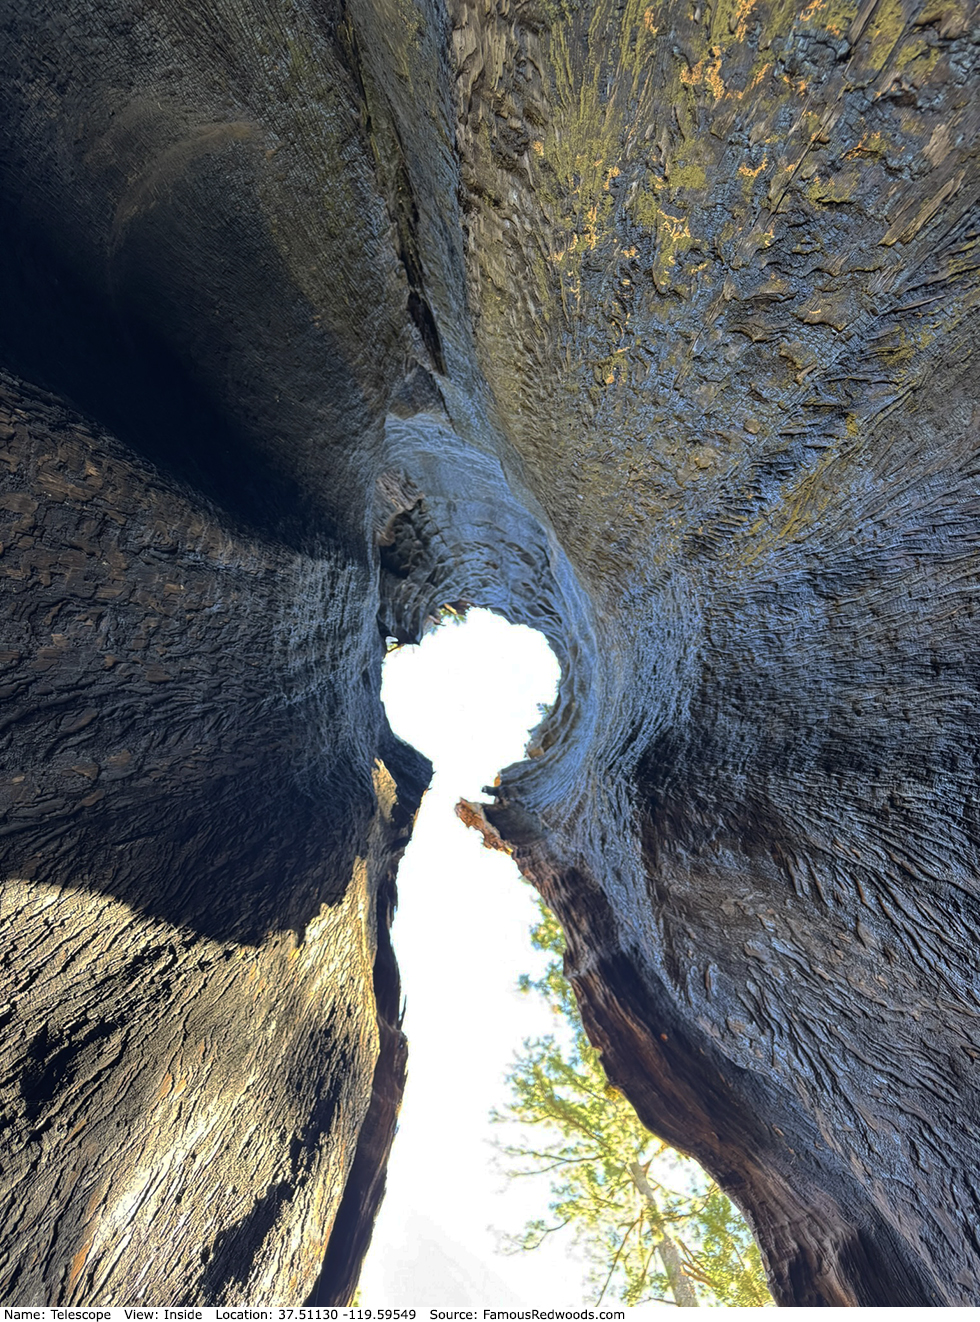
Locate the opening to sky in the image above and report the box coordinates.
[358,606,595,1306]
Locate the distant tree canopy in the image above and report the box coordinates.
[493,903,773,1308]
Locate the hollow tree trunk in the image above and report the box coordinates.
[0,0,978,1307]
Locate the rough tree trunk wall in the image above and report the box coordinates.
[0,0,978,1307]
[0,370,427,1303]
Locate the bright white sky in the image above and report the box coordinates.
[359,607,599,1307]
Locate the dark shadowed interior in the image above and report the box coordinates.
[1,0,979,1306]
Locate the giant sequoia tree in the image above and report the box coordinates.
[0,0,978,1307]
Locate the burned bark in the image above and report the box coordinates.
[0,0,978,1306]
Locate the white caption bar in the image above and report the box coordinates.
[0,1308,634,1322]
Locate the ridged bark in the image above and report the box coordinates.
[1,0,978,1305]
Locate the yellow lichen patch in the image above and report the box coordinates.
[737,449,841,565]
[873,327,917,368]
[600,348,630,386]
[806,168,860,204]
[797,0,857,34]
[846,131,889,160]
[732,60,773,101]
[584,203,602,250]
[863,0,909,66]
[889,36,943,79]
[632,187,659,231]
[730,0,758,39]
[532,139,544,156]
[534,23,626,304]
[654,211,694,291]
[643,6,659,31]
[680,47,725,99]
[707,50,726,99]
[758,276,795,300]
[739,156,768,179]
[669,162,707,191]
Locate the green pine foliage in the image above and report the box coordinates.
[492,902,774,1307]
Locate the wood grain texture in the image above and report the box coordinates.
[464,0,980,1300]
[0,375,428,1303]
[0,0,978,1305]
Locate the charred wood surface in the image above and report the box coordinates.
[0,0,978,1305]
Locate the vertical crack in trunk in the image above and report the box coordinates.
[0,0,978,1305]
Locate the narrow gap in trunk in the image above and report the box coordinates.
[361,607,577,1304]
